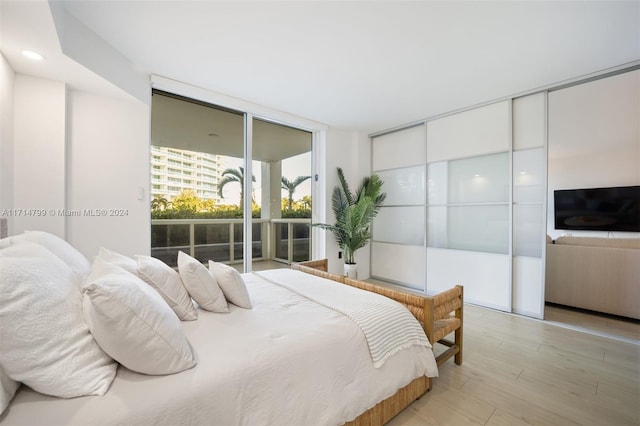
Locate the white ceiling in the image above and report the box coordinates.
[2,1,639,134]
[0,1,127,100]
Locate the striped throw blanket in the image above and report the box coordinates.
[254,269,431,368]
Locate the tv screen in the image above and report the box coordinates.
[554,186,640,232]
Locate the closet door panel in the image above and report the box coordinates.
[427,100,510,162]
[371,125,427,290]
[427,247,511,311]
[376,166,425,205]
[373,206,424,246]
[372,125,426,171]
[371,242,425,291]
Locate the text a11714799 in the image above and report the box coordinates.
[0,208,129,217]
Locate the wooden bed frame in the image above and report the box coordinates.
[291,259,463,426]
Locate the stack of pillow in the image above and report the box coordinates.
[0,230,252,415]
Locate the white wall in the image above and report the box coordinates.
[67,90,150,258]
[5,72,151,259]
[12,75,67,238]
[548,70,640,239]
[0,53,15,234]
[323,129,371,277]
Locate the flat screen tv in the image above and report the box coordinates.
[554,185,640,232]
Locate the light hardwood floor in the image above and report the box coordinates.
[389,304,640,426]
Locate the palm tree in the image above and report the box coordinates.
[218,166,256,208]
[151,196,169,212]
[281,175,311,210]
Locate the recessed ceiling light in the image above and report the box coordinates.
[474,174,481,177]
[519,171,527,175]
[21,50,45,61]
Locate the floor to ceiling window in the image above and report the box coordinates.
[149,90,312,271]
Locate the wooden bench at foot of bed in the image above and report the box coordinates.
[291,259,463,425]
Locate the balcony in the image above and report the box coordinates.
[151,218,311,268]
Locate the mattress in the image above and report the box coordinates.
[1,269,438,425]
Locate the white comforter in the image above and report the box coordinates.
[2,269,438,426]
[255,269,431,368]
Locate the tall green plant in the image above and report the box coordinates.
[314,167,385,265]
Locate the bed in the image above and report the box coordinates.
[1,231,463,426]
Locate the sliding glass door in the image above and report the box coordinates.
[252,118,312,271]
[150,90,312,272]
[150,91,245,267]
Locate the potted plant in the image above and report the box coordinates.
[314,167,386,278]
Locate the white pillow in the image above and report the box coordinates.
[11,230,90,276]
[177,251,229,313]
[208,261,252,309]
[97,246,138,275]
[82,258,196,375]
[0,369,20,415]
[0,242,116,398]
[136,255,197,321]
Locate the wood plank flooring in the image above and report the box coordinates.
[388,304,640,426]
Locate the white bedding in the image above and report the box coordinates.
[1,269,438,426]
[255,269,431,368]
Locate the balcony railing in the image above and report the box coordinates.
[151,218,311,267]
[270,218,313,264]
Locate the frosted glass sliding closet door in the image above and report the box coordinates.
[512,92,547,319]
[426,101,512,311]
[371,125,426,291]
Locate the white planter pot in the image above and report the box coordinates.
[344,263,358,279]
